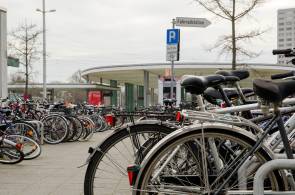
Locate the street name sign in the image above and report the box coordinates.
[175,17,211,28]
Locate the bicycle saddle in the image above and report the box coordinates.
[216,69,250,80]
[253,79,295,103]
[163,99,176,107]
[224,75,240,83]
[181,75,225,95]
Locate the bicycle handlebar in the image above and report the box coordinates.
[272,49,293,55]
[271,71,294,80]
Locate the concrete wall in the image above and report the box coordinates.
[0,8,7,98]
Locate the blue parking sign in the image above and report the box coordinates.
[167,29,180,45]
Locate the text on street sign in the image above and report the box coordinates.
[175,17,211,28]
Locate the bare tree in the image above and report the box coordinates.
[195,0,265,70]
[68,70,86,83]
[8,22,42,96]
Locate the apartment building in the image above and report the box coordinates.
[277,8,295,64]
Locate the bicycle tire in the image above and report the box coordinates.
[41,114,69,144]
[4,135,41,160]
[68,116,84,142]
[6,121,39,143]
[78,116,94,141]
[84,123,175,195]
[133,127,284,194]
[64,116,77,142]
[0,145,24,164]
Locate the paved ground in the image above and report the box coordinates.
[0,132,110,195]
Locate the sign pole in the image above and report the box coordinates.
[170,19,176,100]
[166,17,210,103]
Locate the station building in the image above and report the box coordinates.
[81,62,295,111]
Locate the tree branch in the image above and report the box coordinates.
[235,0,261,20]
[195,0,231,20]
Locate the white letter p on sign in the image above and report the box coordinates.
[169,31,176,43]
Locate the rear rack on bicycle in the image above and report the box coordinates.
[182,110,263,134]
[114,111,175,120]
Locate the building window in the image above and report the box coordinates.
[286,32,292,36]
[287,38,292,41]
[286,21,292,25]
[279,39,284,42]
[278,44,284,47]
[287,43,292,46]
[279,28,284,31]
[286,27,292,30]
[279,22,284,26]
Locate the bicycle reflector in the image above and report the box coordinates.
[175,111,184,122]
[105,114,116,127]
[15,143,23,151]
[127,164,140,186]
[220,102,227,108]
[26,130,34,137]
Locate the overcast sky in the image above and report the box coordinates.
[2,0,295,82]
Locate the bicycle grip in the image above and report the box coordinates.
[271,71,294,80]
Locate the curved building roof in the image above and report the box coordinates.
[82,62,295,88]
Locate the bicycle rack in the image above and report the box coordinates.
[26,120,44,145]
[254,159,295,195]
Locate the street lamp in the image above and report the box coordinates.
[36,0,56,101]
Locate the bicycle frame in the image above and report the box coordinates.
[146,96,295,194]
[0,134,19,148]
[184,96,295,150]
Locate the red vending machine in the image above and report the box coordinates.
[88,91,103,106]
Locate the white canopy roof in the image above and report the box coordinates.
[82,62,295,88]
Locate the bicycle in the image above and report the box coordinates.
[83,49,295,194]
[0,126,24,164]
[132,49,295,194]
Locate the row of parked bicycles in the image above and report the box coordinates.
[0,94,122,164]
[83,48,295,194]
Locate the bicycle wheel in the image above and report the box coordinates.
[84,123,175,195]
[133,127,284,194]
[6,121,39,143]
[78,116,95,141]
[0,145,24,164]
[41,114,68,144]
[88,114,102,132]
[69,116,84,142]
[64,117,77,142]
[4,135,41,160]
[92,115,108,132]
